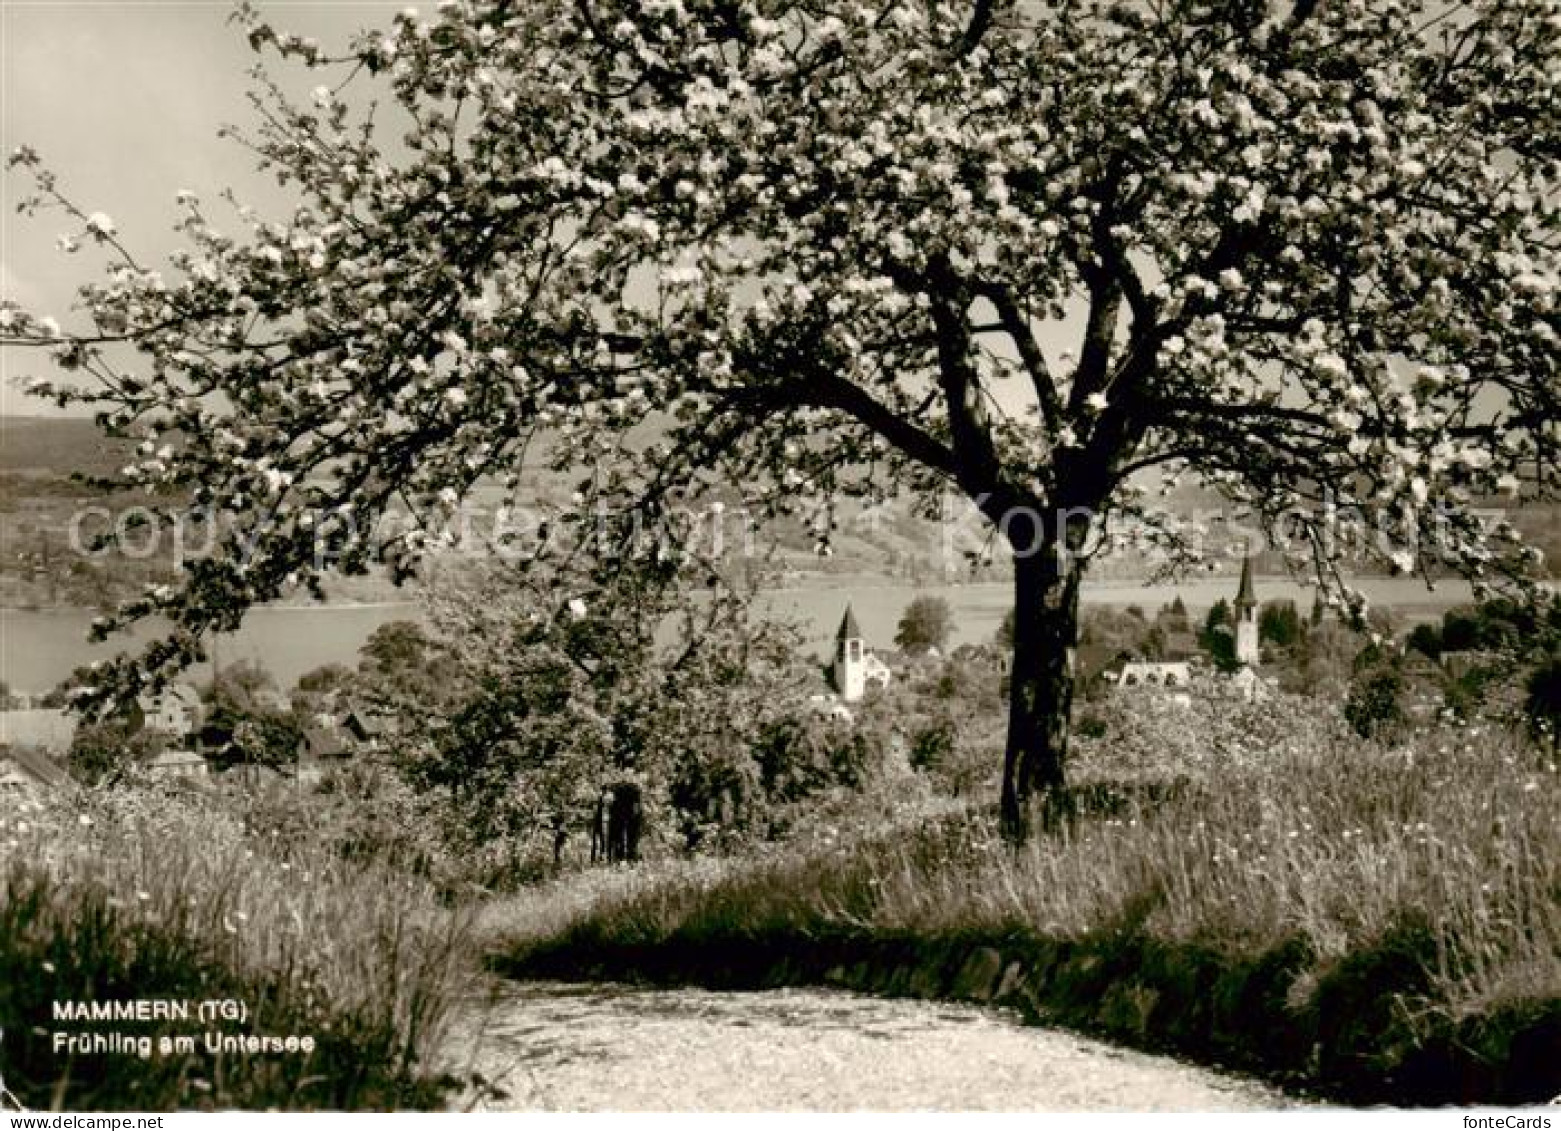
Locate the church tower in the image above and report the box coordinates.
[833,604,867,702]
[1234,553,1260,667]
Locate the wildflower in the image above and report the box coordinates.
[85,212,116,237]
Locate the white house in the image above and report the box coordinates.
[806,693,855,723]
[143,747,210,781]
[136,684,203,738]
[831,605,892,703]
[1117,661,1193,689]
[1229,665,1270,701]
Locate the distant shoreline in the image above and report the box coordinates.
[0,574,1480,696]
[0,599,423,615]
[0,571,1477,616]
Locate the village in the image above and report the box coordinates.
[3,561,1515,797]
[0,677,391,793]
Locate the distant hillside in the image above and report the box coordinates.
[0,415,1552,584]
[0,416,131,479]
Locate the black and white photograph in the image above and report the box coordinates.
[0,0,1557,1114]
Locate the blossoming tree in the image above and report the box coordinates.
[4,0,1556,837]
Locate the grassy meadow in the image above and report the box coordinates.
[490,710,1561,1103]
[3,678,1557,1108]
[0,786,482,1111]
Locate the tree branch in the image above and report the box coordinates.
[927,258,1002,495]
[719,373,963,486]
[981,281,1064,428]
[956,0,997,57]
[1067,277,1123,416]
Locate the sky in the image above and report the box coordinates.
[0,0,402,414]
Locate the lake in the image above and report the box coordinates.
[0,576,1472,695]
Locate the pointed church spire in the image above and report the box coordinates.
[1234,551,1257,612]
[836,604,862,642]
[1233,547,1260,667]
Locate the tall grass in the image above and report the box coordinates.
[0,785,481,1111]
[493,723,1561,1082]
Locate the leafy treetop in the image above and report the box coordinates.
[1,0,1555,827]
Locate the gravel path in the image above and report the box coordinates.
[450,981,1306,1111]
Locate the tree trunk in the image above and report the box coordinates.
[605,781,643,863]
[1000,548,1082,842]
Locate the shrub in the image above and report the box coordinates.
[895,595,953,655]
[68,717,163,785]
[1407,623,1443,661]
[908,717,956,774]
[1259,600,1304,650]
[1070,675,1349,783]
[1526,653,1561,750]
[1345,656,1406,740]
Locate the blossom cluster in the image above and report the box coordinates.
[1,0,1555,697]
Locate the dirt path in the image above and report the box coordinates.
[450,981,1307,1111]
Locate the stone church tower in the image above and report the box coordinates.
[833,604,868,702]
[1234,554,1260,667]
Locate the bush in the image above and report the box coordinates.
[1526,653,1561,749]
[756,714,887,803]
[1407,623,1443,661]
[68,717,163,785]
[908,717,956,774]
[895,595,953,654]
[1070,675,1350,783]
[1074,712,1109,740]
[1345,661,1406,741]
[1259,600,1303,650]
